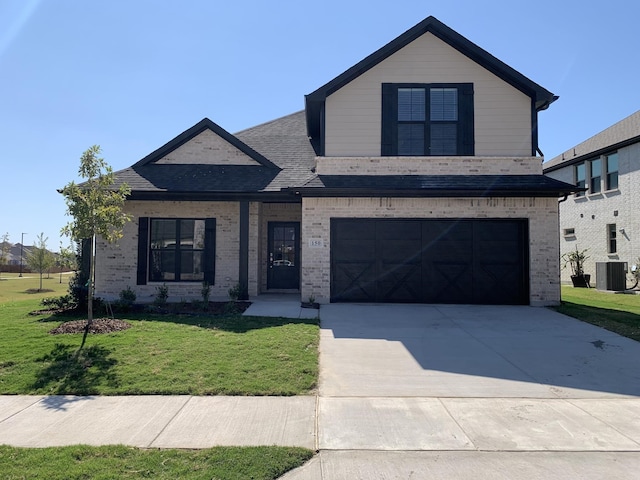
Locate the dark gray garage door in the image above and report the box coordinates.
[331,219,529,305]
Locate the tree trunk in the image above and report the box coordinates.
[78,235,95,353]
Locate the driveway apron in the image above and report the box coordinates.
[297,303,640,479]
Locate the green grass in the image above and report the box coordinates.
[0,272,71,303]
[0,445,314,480]
[0,276,319,395]
[554,285,640,341]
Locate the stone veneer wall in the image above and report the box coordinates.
[301,197,560,306]
[94,200,260,303]
[315,156,542,175]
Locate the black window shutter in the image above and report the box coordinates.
[204,218,216,284]
[137,217,149,285]
[381,84,397,156]
[459,83,474,155]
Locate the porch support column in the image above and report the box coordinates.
[239,200,249,300]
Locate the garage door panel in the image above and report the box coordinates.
[332,262,377,302]
[425,261,473,303]
[378,263,422,302]
[331,218,528,305]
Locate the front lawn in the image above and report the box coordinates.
[0,445,313,480]
[554,286,640,341]
[0,296,319,395]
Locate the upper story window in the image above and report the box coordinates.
[605,152,619,190]
[589,158,602,194]
[382,83,474,156]
[574,162,585,196]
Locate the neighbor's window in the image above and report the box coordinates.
[382,83,474,156]
[605,152,619,190]
[574,162,586,196]
[607,223,617,254]
[563,228,575,237]
[589,158,601,194]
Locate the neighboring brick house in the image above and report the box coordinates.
[97,16,576,306]
[543,110,640,286]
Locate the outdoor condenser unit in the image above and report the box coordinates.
[595,262,627,291]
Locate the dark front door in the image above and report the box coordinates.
[267,222,300,290]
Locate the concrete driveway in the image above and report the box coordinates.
[283,303,640,479]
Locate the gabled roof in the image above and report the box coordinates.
[305,16,557,153]
[112,112,316,198]
[133,118,281,170]
[543,109,640,172]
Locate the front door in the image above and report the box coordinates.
[267,222,300,289]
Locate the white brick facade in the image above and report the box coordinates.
[545,142,640,284]
[95,200,260,303]
[316,156,542,175]
[300,196,560,306]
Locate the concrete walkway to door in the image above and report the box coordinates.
[283,303,640,479]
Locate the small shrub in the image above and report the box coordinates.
[40,295,76,311]
[154,284,169,306]
[119,286,136,305]
[223,301,241,315]
[228,283,247,301]
[114,287,137,312]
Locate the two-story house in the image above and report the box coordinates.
[543,110,640,286]
[97,16,576,306]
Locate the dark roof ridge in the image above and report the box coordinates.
[133,118,281,170]
[305,16,556,110]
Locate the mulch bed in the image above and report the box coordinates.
[49,319,132,335]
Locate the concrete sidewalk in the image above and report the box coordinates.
[0,395,316,449]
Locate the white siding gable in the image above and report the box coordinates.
[324,32,532,157]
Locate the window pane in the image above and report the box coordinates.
[180,219,206,249]
[430,88,458,121]
[606,153,619,190]
[430,124,457,155]
[180,251,204,281]
[608,224,617,254]
[151,219,177,249]
[398,124,425,155]
[398,88,425,121]
[590,159,601,193]
[150,250,176,281]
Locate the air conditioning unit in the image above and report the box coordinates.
[595,262,627,291]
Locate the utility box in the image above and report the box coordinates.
[596,262,627,291]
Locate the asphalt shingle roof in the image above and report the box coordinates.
[296,174,578,197]
[544,109,640,172]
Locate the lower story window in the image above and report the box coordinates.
[137,217,215,284]
[607,223,617,254]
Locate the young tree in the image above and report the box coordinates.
[58,242,76,284]
[0,232,10,279]
[26,233,56,291]
[60,145,131,347]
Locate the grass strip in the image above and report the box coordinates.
[0,444,314,480]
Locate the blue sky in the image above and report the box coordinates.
[1,0,639,249]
